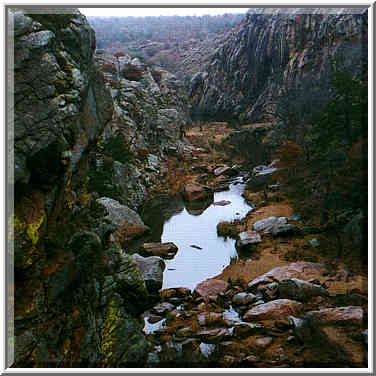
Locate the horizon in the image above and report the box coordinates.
[79,7,247,18]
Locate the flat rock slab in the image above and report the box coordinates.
[278,278,328,301]
[97,197,147,227]
[253,216,287,233]
[196,328,232,343]
[236,231,262,249]
[306,306,364,327]
[141,242,178,259]
[243,299,303,321]
[194,279,228,301]
[247,262,326,291]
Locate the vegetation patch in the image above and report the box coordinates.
[217,220,243,239]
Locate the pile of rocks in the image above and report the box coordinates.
[143,262,367,367]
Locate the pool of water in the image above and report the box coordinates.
[160,179,252,290]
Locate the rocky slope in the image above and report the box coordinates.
[92,50,191,209]
[11,9,190,367]
[189,7,367,122]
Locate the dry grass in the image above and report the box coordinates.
[217,220,244,238]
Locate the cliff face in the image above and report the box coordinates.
[12,10,153,367]
[92,51,191,208]
[189,8,367,122]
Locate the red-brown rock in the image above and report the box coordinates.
[141,242,178,259]
[243,299,303,321]
[184,183,213,202]
[247,262,327,291]
[194,279,228,301]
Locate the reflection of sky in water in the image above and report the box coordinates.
[162,181,252,291]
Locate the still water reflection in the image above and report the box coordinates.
[161,179,252,290]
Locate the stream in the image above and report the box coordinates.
[142,177,253,291]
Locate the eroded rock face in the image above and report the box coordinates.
[92,51,191,209]
[12,10,153,367]
[190,8,367,123]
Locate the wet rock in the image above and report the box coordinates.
[251,337,273,352]
[197,312,224,327]
[152,302,175,315]
[132,254,165,293]
[194,279,228,301]
[196,328,233,343]
[97,197,147,228]
[213,165,238,177]
[148,314,164,324]
[243,299,303,321]
[160,287,191,302]
[247,262,327,292]
[141,242,178,259]
[258,282,279,301]
[183,182,214,202]
[232,292,257,306]
[305,306,364,327]
[235,231,262,250]
[232,322,265,338]
[278,278,328,302]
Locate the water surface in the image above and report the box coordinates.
[161,179,252,290]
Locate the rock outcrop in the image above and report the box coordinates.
[91,51,191,209]
[189,8,367,123]
[11,9,154,367]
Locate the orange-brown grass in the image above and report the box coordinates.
[245,201,294,230]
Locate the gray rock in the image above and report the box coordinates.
[152,302,175,315]
[232,292,257,306]
[278,278,328,301]
[235,231,261,250]
[253,216,279,232]
[272,223,297,236]
[97,197,146,227]
[132,254,166,292]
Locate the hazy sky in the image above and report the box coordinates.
[79,7,247,18]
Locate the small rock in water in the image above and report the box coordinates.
[190,244,203,250]
[213,200,231,206]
